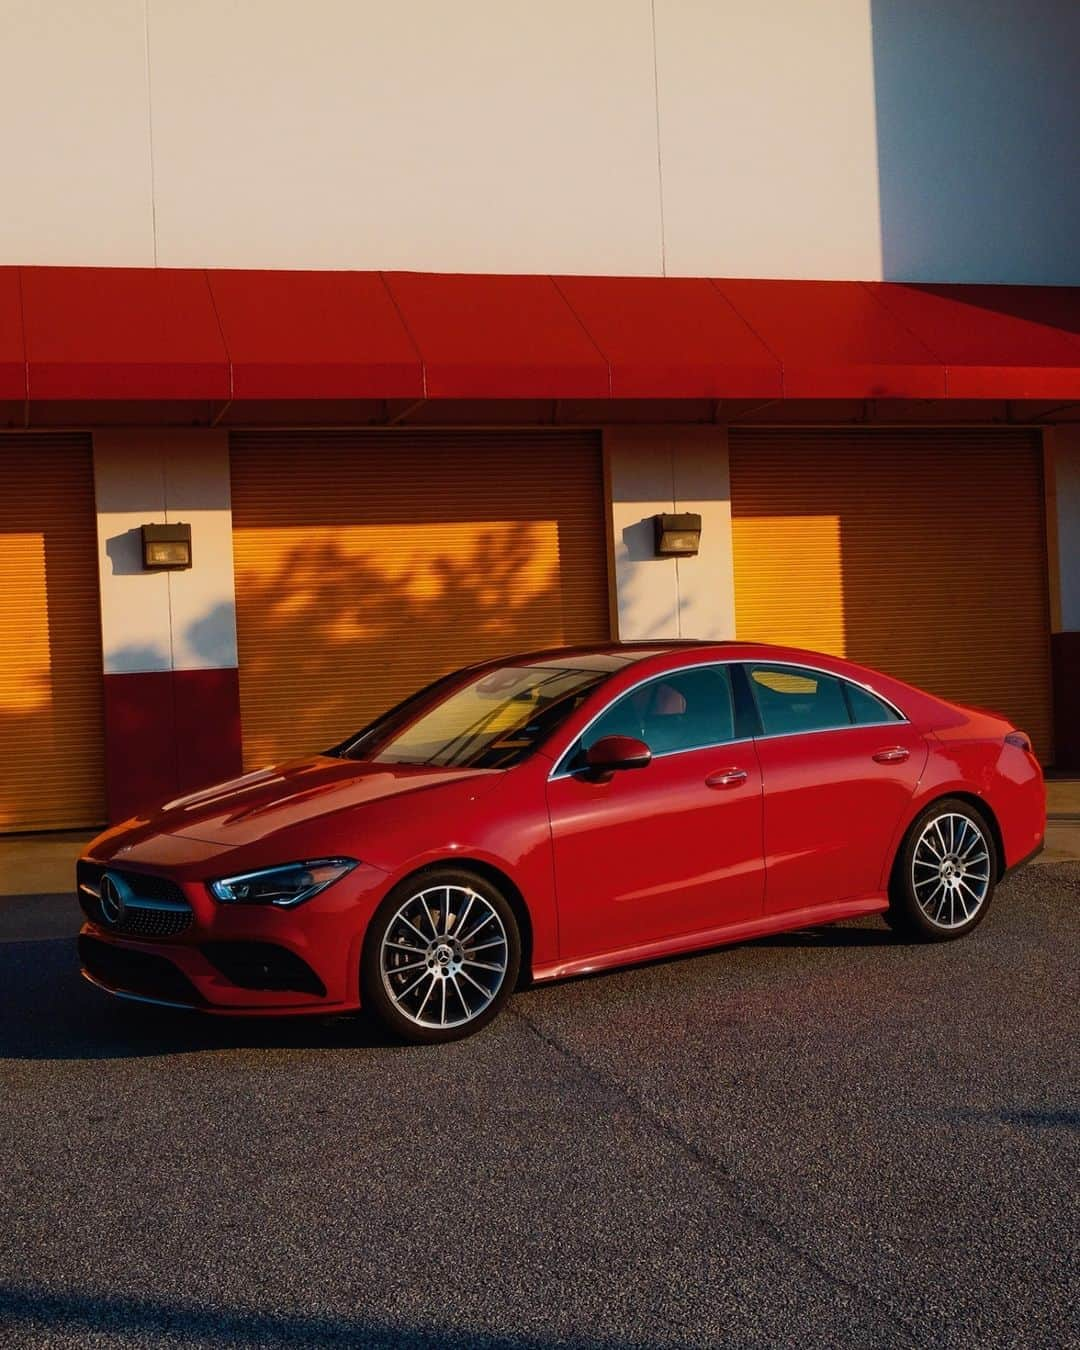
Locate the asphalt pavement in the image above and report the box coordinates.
[1,864,1077,1349]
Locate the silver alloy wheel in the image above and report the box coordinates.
[379,884,509,1029]
[911,812,992,929]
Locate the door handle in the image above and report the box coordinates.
[705,768,748,789]
[872,746,910,763]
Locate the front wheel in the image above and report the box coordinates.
[887,798,998,941]
[361,868,521,1044]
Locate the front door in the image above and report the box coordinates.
[546,664,765,962]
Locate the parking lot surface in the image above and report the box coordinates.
[1,864,1077,1349]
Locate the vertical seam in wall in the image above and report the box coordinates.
[649,0,667,276]
[142,0,159,266]
[161,448,176,671]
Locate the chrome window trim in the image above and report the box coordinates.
[747,660,909,737]
[547,658,909,781]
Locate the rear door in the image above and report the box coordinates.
[742,662,927,915]
[546,663,765,960]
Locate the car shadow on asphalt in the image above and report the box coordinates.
[0,935,400,1061]
[0,1284,662,1350]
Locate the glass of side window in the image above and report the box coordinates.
[842,681,902,725]
[747,665,850,737]
[568,665,737,767]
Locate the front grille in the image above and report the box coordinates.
[77,861,194,939]
[78,934,204,1006]
[200,942,327,996]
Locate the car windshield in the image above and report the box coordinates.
[334,662,612,770]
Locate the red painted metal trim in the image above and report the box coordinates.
[3,267,1079,406]
[103,668,242,823]
[174,668,243,795]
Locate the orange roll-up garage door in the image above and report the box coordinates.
[730,428,1053,761]
[230,430,611,768]
[0,434,105,831]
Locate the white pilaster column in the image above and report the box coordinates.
[604,426,736,642]
[92,429,240,819]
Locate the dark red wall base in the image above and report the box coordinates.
[103,668,243,823]
[1051,632,1080,771]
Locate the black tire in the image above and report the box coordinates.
[361,866,521,1044]
[886,797,998,942]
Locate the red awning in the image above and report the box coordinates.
[207,270,422,400]
[2,266,1078,407]
[0,269,26,400]
[21,267,229,400]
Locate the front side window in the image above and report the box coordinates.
[575,665,737,761]
[747,664,902,737]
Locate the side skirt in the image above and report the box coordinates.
[532,895,889,983]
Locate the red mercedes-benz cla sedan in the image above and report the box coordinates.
[78,643,1045,1042]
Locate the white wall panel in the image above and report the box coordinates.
[606,427,735,643]
[0,0,155,266]
[94,430,237,673]
[0,2,1076,284]
[148,0,663,274]
[654,0,882,280]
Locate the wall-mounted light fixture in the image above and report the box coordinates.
[141,522,192,570]
[652,512,702,557]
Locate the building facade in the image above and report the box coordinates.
[1,0,1078,831]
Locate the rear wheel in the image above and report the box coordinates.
[361,867,521,1044]
[887,798,997,941]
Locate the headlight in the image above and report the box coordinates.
[207,858,357,908]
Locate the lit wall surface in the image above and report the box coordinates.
[0,1,1076,282]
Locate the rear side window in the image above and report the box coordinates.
[747,664,901,737]
[843,681,902,725]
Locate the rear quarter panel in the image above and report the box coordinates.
[887,733,1044,880]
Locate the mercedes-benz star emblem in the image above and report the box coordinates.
[99,871,132,928]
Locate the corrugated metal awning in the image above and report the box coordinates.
[1,266,1078,409]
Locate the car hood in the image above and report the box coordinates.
[93,756,498,854]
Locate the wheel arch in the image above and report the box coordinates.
[367,856,535,986]
[890,789,1006,887]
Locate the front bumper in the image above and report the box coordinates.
[77,860,390,1015]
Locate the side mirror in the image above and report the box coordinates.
[584,735,652,774]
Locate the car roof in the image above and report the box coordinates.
[491,640,920,692]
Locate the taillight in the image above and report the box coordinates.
[1005,731,1032,753]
